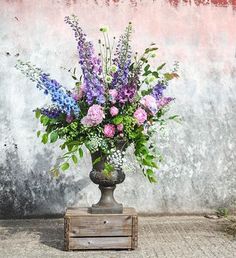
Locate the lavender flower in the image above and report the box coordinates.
[65,15,105,105]
[15,60,80,116]
[152,82,167,101]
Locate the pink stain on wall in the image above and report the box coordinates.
[168,0,236,8]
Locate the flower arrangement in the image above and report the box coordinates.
[16,15,179,183]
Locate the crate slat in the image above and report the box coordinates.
[70,215,132,237]
[69,236,132,250]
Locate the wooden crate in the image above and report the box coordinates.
[64,207,138,251]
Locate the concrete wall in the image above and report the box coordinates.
[0,0,236,218]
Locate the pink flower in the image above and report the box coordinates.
[72,84,84,101]
[134,107,147,125]
[103,124,116,138]
[110,106,119,117]
[117,124,123,132]
[81,104,105,126]
[109,89,118,103]
[66,115,74,123]
[157,97,174,108]
[140,95,158,115]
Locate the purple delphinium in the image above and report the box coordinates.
[111,60,130,89]
[111,23,132,90]
[152,82,167,100]
[65,15,105,105]
[40,106,61,118]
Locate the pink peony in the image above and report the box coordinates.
[134,107,147,125]
[117,124,123,132]
[81,104,105,126]
[110,106,119,117]
[140,95,158,115]
[103,124,116,138]
[109,89,118,103]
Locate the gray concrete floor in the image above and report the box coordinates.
[0,216,235,258]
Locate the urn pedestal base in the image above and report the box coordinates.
[90,185,123,214]
[64,207,138,251]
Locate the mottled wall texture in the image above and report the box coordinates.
[0,0,236,218]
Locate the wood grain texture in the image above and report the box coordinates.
[69,237,132,250]
[64,207,138,251]
[70,215,132,237]
[65,207,137,217]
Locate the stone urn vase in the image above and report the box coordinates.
[89,140,128,214]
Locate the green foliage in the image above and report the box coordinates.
[50,131,58,143]
[36,130,41,137]
[102,162,114,177]
[216,207,229,218]
[41,133,48,144]
[61,162,70,171]
[72,154,78,164]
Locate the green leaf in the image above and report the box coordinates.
[35,109,41,119]
[75,81,81,87]
[157,63,166,71]
[36,130,41,137]
[144,47,158,54]
[142,70,152,77]
[144,64,150,72]
[152,71,159,78]
[72,154,78,164]
[164,72,179,81]
[148,175,157,183]
[50,132,58,143]
[42,133,48,144]
[112,115,123,125]
[146,168,154,176]
[140,57,148,63]
[40,115,50,126]
[79,148,83,158]
[92,157,102,166]
[61,162,70,171]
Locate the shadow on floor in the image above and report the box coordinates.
[0,217,65,251]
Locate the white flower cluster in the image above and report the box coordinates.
[86,134,109,153]
[107,150,125,170]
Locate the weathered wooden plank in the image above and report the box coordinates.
[69,237,132,250]
[131,215,138,250]
[64,207,138,251]
[65,207,137,217]
[70,215,132,237]
[64,217,70,251]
